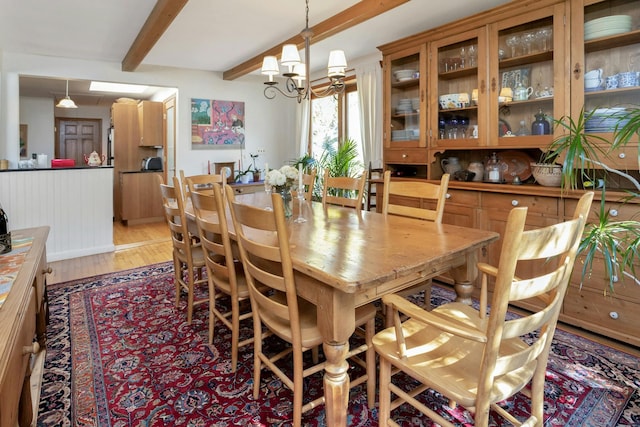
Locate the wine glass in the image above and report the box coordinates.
[293,184,307,223]
[506,35,520,58]
[467,44,477,67]
[522,32,536,54]
[536,27,552,51]
[460,47,466,69]
[264,179,273,211]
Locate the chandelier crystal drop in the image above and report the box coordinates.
[261,0,347,102]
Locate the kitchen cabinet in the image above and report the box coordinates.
[138,101,163,147]
[0,227,49,427]
[120,172,164,225]
[382,45,428,178]
[568,0,640,168]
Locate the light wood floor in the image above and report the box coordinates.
[47,220,173,285]
[46,220,640,357]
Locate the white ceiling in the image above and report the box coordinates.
[3,0,510,104]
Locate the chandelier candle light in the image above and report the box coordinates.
[261,0,347,102]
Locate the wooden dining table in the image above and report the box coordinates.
[186,191,499,426]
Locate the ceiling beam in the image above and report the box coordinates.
[222,0,410,81]
[121,0,189,72]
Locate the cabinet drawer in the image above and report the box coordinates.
[563,286,640,341]
[384,149,427,164]
[571,254,640,301]
[565,197,639,223]
[481,193,558,216]
[0,289,36,427]
[445,189,479,206]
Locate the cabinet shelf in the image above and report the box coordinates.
[499,50,553,68]
[391,78,420,88]
[438,67,477,80]
[584,86,640,98]
[585,29,640,53]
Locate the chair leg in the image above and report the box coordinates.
[292,349,304,427]
[187,267,195,324]
[379,356,391,426]
[230,299,240,372]
[252,315,262,400]
[173,257,182,308]
[365,317,376,409]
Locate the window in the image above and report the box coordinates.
[310,82,363,172]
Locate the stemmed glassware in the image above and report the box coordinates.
[522,32,536,54]
[293,185,307,223]
[506,35,520,58]
[536,27,552,51]
[264,180,273,211]
[467,45,477,67]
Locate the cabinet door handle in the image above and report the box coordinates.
[573,62,582,80]
[42,266,53,275]
[491,78,496,92]
[402,153,408,158]
[480,79,486,94]
[23,342,40,355]
[445,193,451,199]
[609,311,619,320]
[511,199,519,206]
[610,209,618,217]
[619,152,626,159]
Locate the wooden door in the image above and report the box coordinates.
[55,118,102,166]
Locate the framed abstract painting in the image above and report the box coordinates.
[191,99,245,148]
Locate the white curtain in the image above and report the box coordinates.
[295,97,311,157]
[356,61,383,169]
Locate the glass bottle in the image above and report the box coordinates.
[0,203,10,254]
[516,120,530,136]
[485,152,503,183]
[531,109,550,135]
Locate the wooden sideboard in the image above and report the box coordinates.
[0,227,50,426]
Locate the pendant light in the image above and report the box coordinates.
[56,80,78,108]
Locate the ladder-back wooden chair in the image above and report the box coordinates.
[373,192,594,427]
[381,170,450,312]
[180,170,225,199]
[158,176,208,324]
[225,185,376,426]
[321,169,368,212]
[189,184,254,372]
[366,162,384,211]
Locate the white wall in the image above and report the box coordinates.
[1,51,297,176]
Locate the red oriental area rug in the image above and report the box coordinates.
[38,262,640,426]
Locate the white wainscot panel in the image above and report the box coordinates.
[0,168,114,261]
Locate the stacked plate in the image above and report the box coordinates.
[395,98,414,114]
[394,69,417,82]
[585,108,630,133]
[584,15,632,41]
[391,129,410,141]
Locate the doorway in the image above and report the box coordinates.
[55,118,102,166]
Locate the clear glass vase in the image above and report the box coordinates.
[278,186,293,218]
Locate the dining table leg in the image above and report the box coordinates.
[316,288,356,427]
[449,250,480,305]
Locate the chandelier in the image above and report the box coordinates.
[261,0,347,103]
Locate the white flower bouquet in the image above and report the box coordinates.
[265,165,298,191]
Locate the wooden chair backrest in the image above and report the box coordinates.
[382,171,450,223]
[322,169,368,212]
[159,176,193,260]
[182,171,225,198]
[190,184,238,294]
[291,169,317,201]
[224,185,303,348]
[476,191,593,407]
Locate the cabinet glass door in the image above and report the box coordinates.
[432,28,485,149]
[578,0,640,137]
[388,50,423,148]
[493,3,566,147]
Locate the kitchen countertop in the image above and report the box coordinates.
[0,165,114,172]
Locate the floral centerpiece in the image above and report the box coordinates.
[265,165,299,217]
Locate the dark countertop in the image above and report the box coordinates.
[0,165,114,172]
[120,170,163,174]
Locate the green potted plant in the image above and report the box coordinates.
[545,107,640,292]
[249,153,261,182]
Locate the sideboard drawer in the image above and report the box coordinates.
[385,148,428,164]
[481,193,558,216]
[563,286,640,342]
[0,289,36,427]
